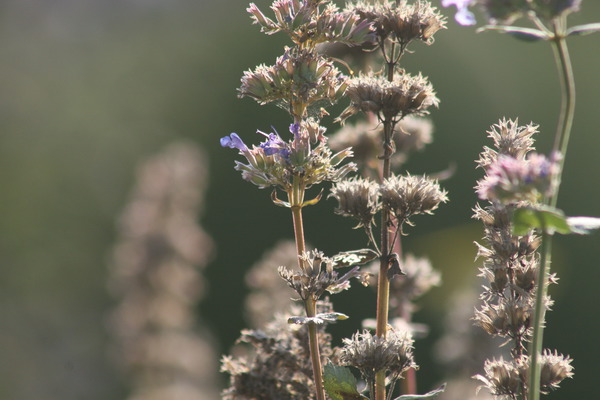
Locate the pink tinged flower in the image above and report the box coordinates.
[442,0,476,26]
[477,153,561,203]
[220,133,248,152]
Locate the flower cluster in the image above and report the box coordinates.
[278,250,369,301]
[330,173,447,232]
[248,0,376,47]
[477,151,561,204]
[340,329,416,387]
[347,0,447,46]
[239,49,348,119]
[337,72,439,123]
[474,352,573,397]
[221,122,355,194]
[472,119,571,398]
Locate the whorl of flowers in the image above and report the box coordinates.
[340,329,416,384]
[380,173,448,225]
[239,49,348,119]
[474,351,573,397]
[347,0,447,45]
[329,177,381,228]
[221,122,355,192]
[476,152,561,204]
[248,0,376,47]
[337,72,439,123]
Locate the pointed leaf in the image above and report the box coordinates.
[392,384,446,400]
[512,205,570,235]
[288,316,324,325]
[566,216,600,235]
[323,363,367,400]
[302,189,324,207]
[332,249,379,268]
[316,312,349,322]
[477,25,549,42]
[567,23,600,37]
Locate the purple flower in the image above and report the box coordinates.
[220,133,248,152]
[289,123,300,139]
[259,129,290,158]
[442,0,476,26]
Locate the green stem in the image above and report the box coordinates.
[527,229,551,400]
[549,21,576,208]
[290,179,325,400]
[528,18,576,400]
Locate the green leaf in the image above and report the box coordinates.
[566,216,600,235]
[323,363,367,400]
[392,384,446,400]
[567,23,600,37]
[331,249,379,268]
[512,205,570,235]
[477,25,549,42]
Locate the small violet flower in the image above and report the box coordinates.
[442,0,476,26]
[220,133,248,152]
[259,129,290,158]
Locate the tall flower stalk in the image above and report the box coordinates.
[444,1,600,400]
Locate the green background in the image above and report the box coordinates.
[0,0,598,399]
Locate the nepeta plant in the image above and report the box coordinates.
[443,2,600,400]
[220,1,599,400]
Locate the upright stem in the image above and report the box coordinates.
[528,18,575,400]
[375,43,397,400]
[527,230,551,400]
[549,23,576,208]
[290,181,325,400]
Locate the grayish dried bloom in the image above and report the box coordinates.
[393,115,434,165]
[477,119,537,170]
[108,142,217,400]
[239,48,347,118]
[380,174,448,225]
[474,357,525,398]
[245,240,305,328]
[538,349,574,393]
[474,298,533,341]
[347,0,447,45]
[279,249,368,301]
[337,72,439,123]
[329,177,381,227]
[247,0,376,46]
[221,302,335,400]
[340,329,416,385]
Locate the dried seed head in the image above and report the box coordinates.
[539,349,574,393]
[380,174,448,225]
[474,298,533,339]
[477,119,538,170]
[337,73,439,123]
[348,0,446,44]
[340,329,416,383]
[474,357,524,397]
[329,177,381,227]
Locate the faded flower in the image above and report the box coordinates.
[329,177,381,228]
[338,72,439,123]
[348,0,447,45]
[477,119,538,171]
[340,329,416,384]
[380,174,448,225]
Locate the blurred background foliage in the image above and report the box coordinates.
[0,0,598,399]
